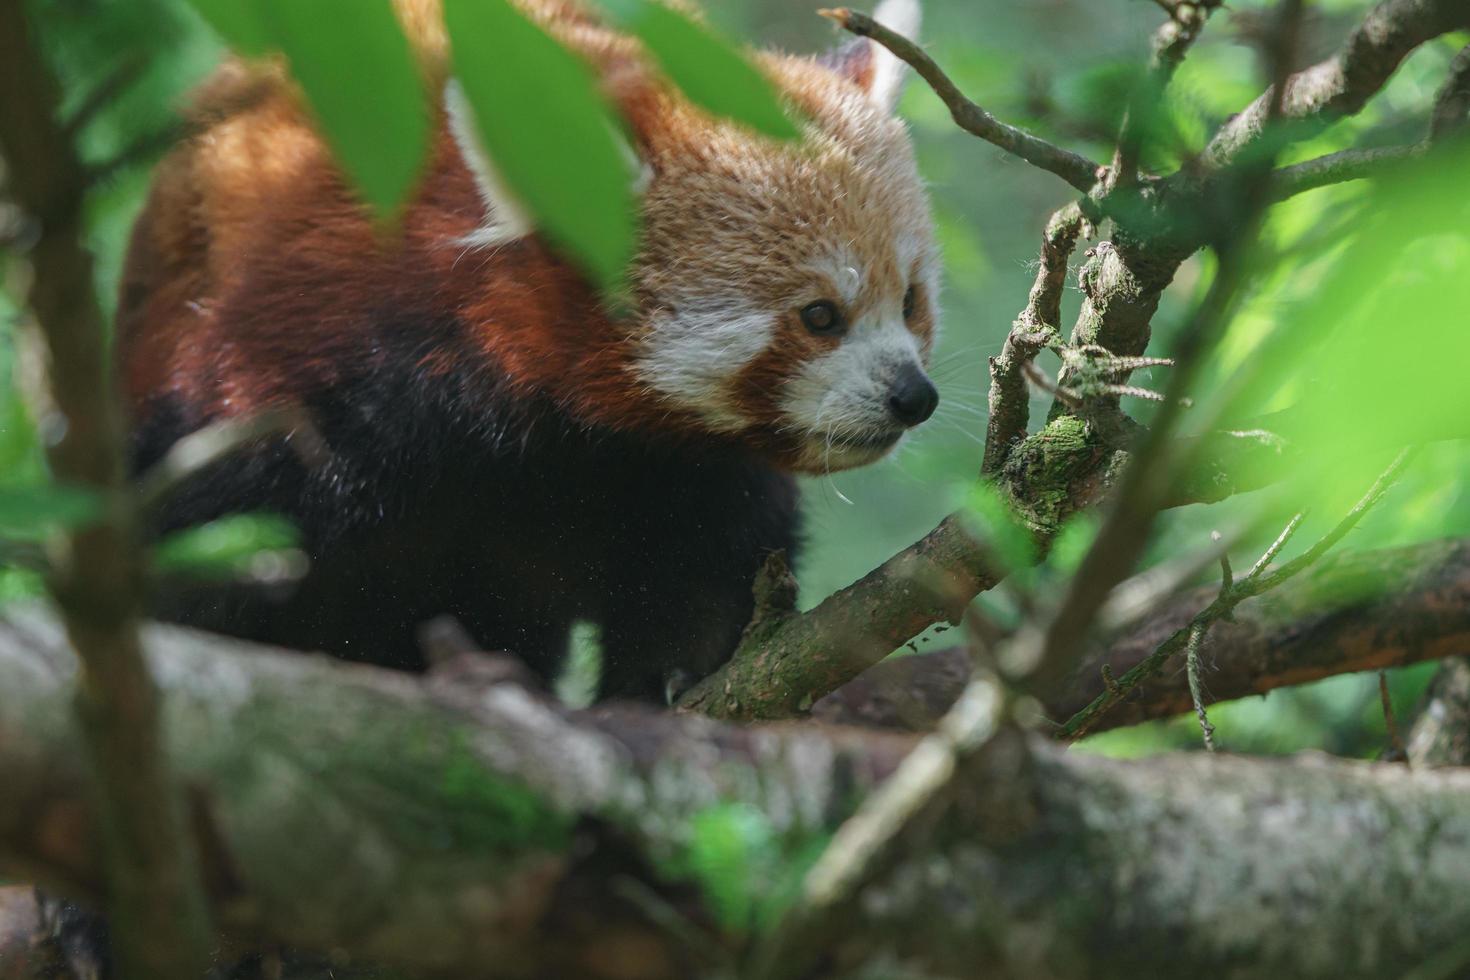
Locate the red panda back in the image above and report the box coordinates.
[116,0,654,427]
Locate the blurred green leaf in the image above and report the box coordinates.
[179,0,272,56]
[257,0,430,218]
[444,0,638,292]
[1047,511,1099,578]
[0,351,42,484]
[0,567,43,606]
[683,803,776,931]
[1213,146,1470,475]
[153,512,301,579]
[962,481,1037,575]
[599,0,799,140]
[0,484,103,539]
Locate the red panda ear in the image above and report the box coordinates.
[817,0,921,114]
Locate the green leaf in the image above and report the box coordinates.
[443,0,638,292]
[598,0,799,141]
[179,0,273,56]
[0,484,103,539]
[962,481,1038,575]
[258,0,430,218]
[683,803,776,931]
[1188,143,1470,535]
[1047,511,1100,578]
[153,513,301,580]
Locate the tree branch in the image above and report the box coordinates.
[813,537,1470,735]
[819,7,1103,192]
[1059,448,1414,739]
[5,609,1470,979]
[1429,42,1470,138]
[0,7,211,978]
[677,410,1296,723]
[1409,655,1470,766]
[982,203,1083,476]
[1112,0,1222,187]
[1268,143,1424,200]
[1203,0,1470,169]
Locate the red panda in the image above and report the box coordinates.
[118,0,941,702]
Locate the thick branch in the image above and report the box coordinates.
[5,610,1470,979]
[677,511,1003,719]
[982,203,1083,476]
[820,8,1102,191]
[1059,449,1415,739]
[814,538,1470,734]
[678,411,1296,722]
[1203,0,1470,168]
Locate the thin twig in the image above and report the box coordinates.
[1022,360,1081,410]
[0,6,214,977]
[1058,449,1416,740]
[1429,43,1470,140]
[1216,531,1234,594]
[1203,0,1469,168]
[1244,450,1416,597]
[1268,144,1424,201]
[1185,622,1215,751]
[819,8,1102,192]
[1244,511,1304,580]
[1379,670,1407,762]
[62,56,150,137]
[1112,0,1222,187]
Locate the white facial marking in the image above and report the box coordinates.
[781,315,926,468]
[810,251,864,308]
[634,303,774,432]
[445,80,534,248]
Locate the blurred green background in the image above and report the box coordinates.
[4,0,1467,758]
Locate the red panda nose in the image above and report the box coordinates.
[888,364,940,427]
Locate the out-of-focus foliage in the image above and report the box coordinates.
[1216,146,1470,464]
[599,0,800,140]
[0,484,102,538]
[444,0,640,290]
[175,0,797,288]
[660,802,826,933]
[152,513,302,581]
[0,291,47,602]
[189,0,432,218]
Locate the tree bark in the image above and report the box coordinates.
[815,537,1470,734]
[4,607,1470,979]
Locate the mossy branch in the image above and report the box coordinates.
[6,610,1470,978]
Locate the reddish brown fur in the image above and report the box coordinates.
[118,0,937,470]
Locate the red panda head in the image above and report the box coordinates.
[447,0,939,473]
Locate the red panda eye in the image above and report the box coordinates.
[903,285,918,320]
[800,300,844,335]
